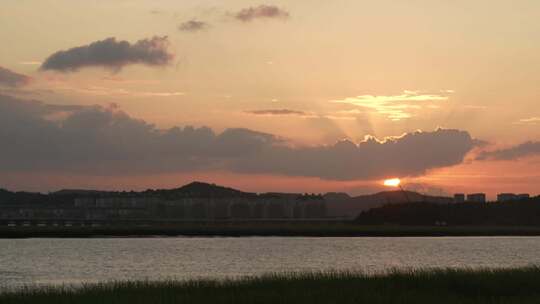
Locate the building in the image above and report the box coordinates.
[497,193,530,202]
[467,193,486,203]
[453,193,465,203]
[497,193,517,202]
[517,193,530,200]
[70,193,328,220]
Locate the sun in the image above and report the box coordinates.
[383,178,401,187]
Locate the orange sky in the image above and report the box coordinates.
[1,0,540,198]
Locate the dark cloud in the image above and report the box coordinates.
[234,5,289,22]
[0,66,31,87]
[179,20,209,32]
[235,129,477,180]
[476,141,540,161]
[0,95,478,180]
[245,109,307,116]
[40,36,174,72]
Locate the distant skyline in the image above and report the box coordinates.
[1,0,540,198]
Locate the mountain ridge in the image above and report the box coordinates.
[2,181,452,218]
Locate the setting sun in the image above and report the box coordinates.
[3,1,540,299]
[383,178,401,187]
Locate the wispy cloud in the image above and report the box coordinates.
[19,61,42,66]
[179,20,209,32]
[463,105,488,110]
[245,109,361,121]
[331,90,451,121]
[245,109,310,116]
[138,91,185,97]
[477,141,540,161]
[514,117,540,125]
[233,5,289,22]
[100,76,159,85]
[150,10,164,15]
[56,85,184,98]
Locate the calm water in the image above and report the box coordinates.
[1,236,540,288]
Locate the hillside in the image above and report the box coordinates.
[355,200,540,226]
[325,190,453,219]
[143,182,257,199]
[2,183,451,219]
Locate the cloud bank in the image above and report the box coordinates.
[0,66,31,87]
[179,20,209,32]
[40,36,174,72]
[234,5,289,22]
[0,95,477,180]
[477,141,540,161]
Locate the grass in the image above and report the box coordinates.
[2,268,540,303]
[4,223,540,238]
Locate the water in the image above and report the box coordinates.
[1,236,539,288]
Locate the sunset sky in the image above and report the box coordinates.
[1,0,540,198]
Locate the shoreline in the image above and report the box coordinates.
[3,224,540,238]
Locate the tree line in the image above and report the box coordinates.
[355,199,540,226]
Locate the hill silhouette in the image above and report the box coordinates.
[324,190,452,219]
[355,200,540,226]
[2,182,450,219]
[139,182,258,199]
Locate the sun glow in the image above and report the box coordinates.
[383,178,401,187]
